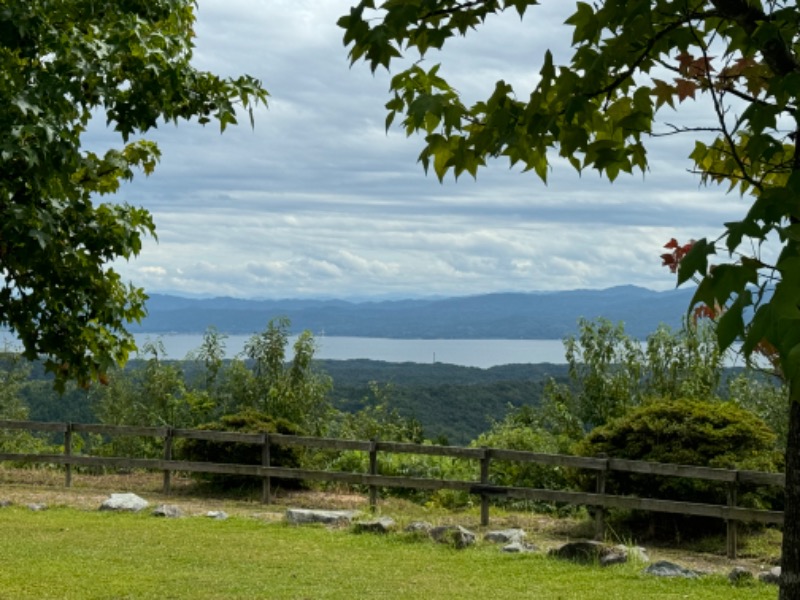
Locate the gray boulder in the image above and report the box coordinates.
[26,503,47,512]
[206,511,229,520]
[758,567,781,585]
[405,521,433,534]
[353,517,396,534]
[501,541,538,554]
[549,541,611,565]
[430,525,476,549]
[99,493,149,512]
[285,508,361,526]
[0,500,12,508]
[728,566,754,584]
[643,560,699,578]
[152,504,183,518]
[485,528,526,544]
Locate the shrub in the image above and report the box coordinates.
[180,409,305,491]
[573,398,783,536]
[473,410,573,512]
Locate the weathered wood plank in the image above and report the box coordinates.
[0,418,787,530]
[607,458,738,482]
[0,420,67,433]
[491,449,607,470]
[70,423,169,437]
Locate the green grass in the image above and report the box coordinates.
[0,506,778,599]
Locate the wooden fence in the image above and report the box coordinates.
[0,419,785,558]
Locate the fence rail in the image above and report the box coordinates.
[0,419,785,558]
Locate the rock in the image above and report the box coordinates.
[405,521,433,534]
[353,516,396,534]
[152,504,183,518]
[0,500,13,508]
[758,567,781,585]
[26,503,47,512]
[484,528,526,544]
[206,511,229,520]
[599,547,628,567]
[285,508,361,526]
[99,493,149,512]
[429,525,476,549]
[501,541,537,553]
[549,541,611,565]
[643,560,699,579]
[728,566,754,584]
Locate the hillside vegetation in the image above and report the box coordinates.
[1,317,788,544]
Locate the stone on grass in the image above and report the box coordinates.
[0,500,13,508]
[99,493,149,512]
[26,503,47,512]
[353,516,396,534]
[501,541,538,554]
[285,508,361,526]
[549,541,610,565]
[728,566,754,584]
[484,528,526,544]
[429,525,476,549]
[405,521,433,534]
[758,567,781,585]
[643,560,699,579]
[152,504,183,518]
[206,511,228,520]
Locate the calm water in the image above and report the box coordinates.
[1,331,567,368]
[135,334,568,367]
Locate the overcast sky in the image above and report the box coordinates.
[101,0,749,300]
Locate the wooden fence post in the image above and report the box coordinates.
[261,432,271,505]
[163,427,173,495]
[64,423,73,488]
[594,454,608,540]
[727,473,739,559]
[480,447,490,527]
[369,439,378,512]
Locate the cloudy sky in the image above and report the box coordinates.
[102,0,750,300]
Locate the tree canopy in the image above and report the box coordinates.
[0,1,268,390]
[339,2,800,596]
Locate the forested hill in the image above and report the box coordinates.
[134,285,694,339]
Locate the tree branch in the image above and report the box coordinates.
[709,0,800,76]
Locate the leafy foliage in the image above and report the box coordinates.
[342,5,800,582]
[179,409,304,491]
[473,407,571,511]
[241,318,333,435]
[0,1,268,389]
[539,318,725,445]
[574,399,783,523]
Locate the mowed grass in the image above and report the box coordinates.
[0,506,777,600]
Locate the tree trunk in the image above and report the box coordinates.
[780,393,800,599]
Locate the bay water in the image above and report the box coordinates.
[2,330,567,368]
[135,334,568,368]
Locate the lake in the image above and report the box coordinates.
[1,330,567,368]
[134,334,568,368]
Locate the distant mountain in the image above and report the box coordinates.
[132,285,696,339]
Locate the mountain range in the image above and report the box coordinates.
[132,285,696,339]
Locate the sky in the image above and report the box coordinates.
[100,0,752,300]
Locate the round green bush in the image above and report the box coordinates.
[574,398,783,514]
[180,409,305,491]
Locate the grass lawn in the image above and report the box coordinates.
[0,504,779,600]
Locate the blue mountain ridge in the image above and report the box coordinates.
[133,285,697,340]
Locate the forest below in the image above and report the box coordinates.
[17,358,569,445]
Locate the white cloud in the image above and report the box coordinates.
[102,1,754,300]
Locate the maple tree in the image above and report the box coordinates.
[339,1,800,596]
[0,1,267,391]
